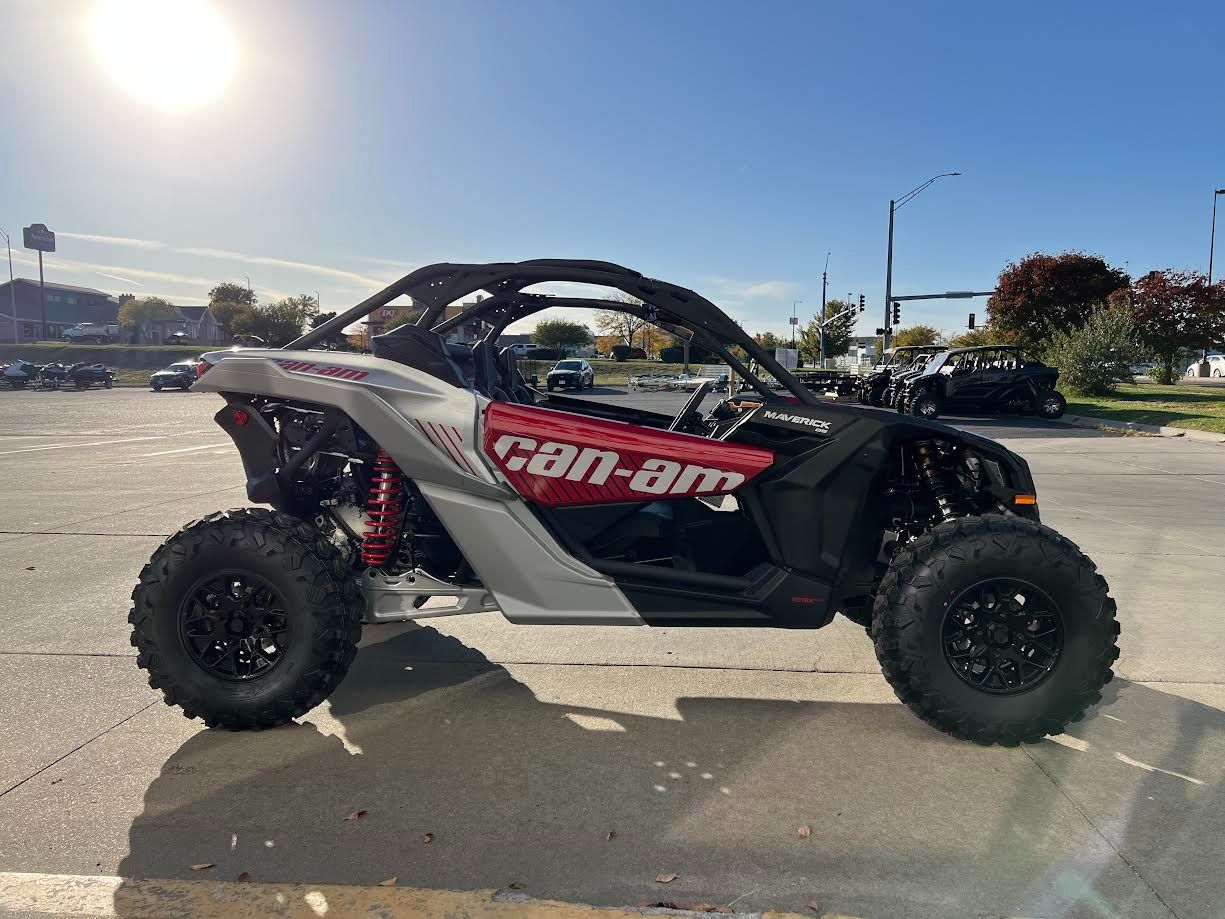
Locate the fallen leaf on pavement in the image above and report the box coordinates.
[379,877,397,886]
[509,882,526,890]
[807,899,821,912]
[422,832,434,844]
[640,903,724,914]
[190,863,214,871]
[798,824,812,838]
[606,830,617,841]
[24,567,35,571]
[343,809,369,822]
[655,872,679,883]
[236,872,250,882]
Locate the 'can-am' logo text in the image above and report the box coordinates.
[492,435,746,496]
[760,410,831,433]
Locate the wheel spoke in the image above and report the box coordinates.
[942,579,1063,695]
[180,571,290,682]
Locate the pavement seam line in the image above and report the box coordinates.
[0,700,158,800]
[1020,745,1182,919]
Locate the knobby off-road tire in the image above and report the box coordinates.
[871,515,1119,745]
[130,508,361,730]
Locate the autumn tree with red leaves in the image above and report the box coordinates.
[1125,270,1225,383]
[986,252,1130,347]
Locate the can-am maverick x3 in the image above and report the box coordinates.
[130,260,1118,744]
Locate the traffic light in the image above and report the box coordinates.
[858,294,865,313]
[875,328,887,336]
[891,302,901,325]
[968,312,976,329]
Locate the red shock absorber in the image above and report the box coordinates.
[361,448,404,567]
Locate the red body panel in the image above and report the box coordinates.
[482,402,773,507]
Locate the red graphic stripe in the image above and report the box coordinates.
[440,424,479,476]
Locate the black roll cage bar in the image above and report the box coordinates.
[289,259,817,405]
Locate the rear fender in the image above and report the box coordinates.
[195,349,505,499]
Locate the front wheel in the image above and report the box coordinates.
[871,515,1119,745]
[75,380,89,390]
[129,508,361,729]
[151,383,162,391]
[1038,390,1066,419]
[911,391,941,419]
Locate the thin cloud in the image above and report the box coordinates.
[58,232,166,250]
[9,250,215,288]
[177,247,386,288]
[707,277,800,300]
[95,271,144,286]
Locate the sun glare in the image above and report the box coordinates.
[89,0,236,110]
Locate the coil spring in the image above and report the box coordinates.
[913,441,962,520]
[361,448,404,567]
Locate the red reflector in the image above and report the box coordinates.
[232,409,250,427]
[196,359,214,379]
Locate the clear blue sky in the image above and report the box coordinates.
[3,0,1223,337]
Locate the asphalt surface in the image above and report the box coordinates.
[1,386,1224,918]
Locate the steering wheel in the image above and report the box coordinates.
[668,380,714,432]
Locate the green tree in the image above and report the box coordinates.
[118,296,178,343]
[797,299,857,363]
[753,331,786,351]
[531,318,592,354]
[1127,270,1225,383]
[208,282,257,307]
[1042,305,1139,396]
[232,294,320,346]
[987,252,1130,348]
[947,327,1012,349]
[871,324,944,356]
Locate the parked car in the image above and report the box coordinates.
[506,342,536,357]
[900,345,1065,420]
[1185,354,1225,378]
[231,334,267,348]
[150,361,199,391]
[62,322,120,343]
[546,358,594,391]
[859,345,943,406]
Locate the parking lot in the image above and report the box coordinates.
[1,387,1224,918]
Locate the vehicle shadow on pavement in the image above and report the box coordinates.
[114,627,1224,919]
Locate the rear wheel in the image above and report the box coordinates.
[1038,391,1066,419]
[871,515,1119,745]
[129,508,361,730]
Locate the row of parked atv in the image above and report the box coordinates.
[1,358,115,390]
[857,344,1067,421]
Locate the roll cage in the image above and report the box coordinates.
[291,260,817,406]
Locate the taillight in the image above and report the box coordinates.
[196,359,214,379]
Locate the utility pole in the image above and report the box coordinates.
[244,275,252,303]
[819,253,829,369]
[1210,189,1225,284]
[790,298,803,349]
[0,229,14,335]
[883,199,895,352]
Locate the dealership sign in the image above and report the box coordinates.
[23,224,55,252]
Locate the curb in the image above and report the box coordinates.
[0,873,839,919]
[1061,413,1225,445]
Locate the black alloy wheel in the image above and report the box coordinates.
[179,571,290,681]
[942,579,1064,694]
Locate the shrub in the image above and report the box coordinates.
[525,347,562,361]
[659,345,685,364]
[1041,305,1139,396]
[610,345,633,362]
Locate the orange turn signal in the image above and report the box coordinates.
[1013,494,1038,506]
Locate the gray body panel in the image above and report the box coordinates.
[194,349,643,625]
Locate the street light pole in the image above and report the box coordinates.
[791,298,803,349]
[1210,187,1220,284]
[0,228,14,326]
[882,172,961,351]
[819,253,829,369]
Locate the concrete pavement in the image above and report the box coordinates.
[0,388,1223,918]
